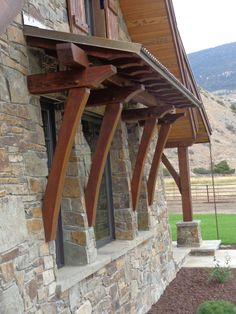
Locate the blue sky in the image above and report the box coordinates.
[172,0,236,53]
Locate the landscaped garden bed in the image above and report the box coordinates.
[148,268,236,314]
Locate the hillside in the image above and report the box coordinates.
[188,42,236,96]
[165,90,236,173]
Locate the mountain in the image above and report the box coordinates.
[165,90,236,173]
[188,42,236,96]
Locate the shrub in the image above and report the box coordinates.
[209,255,232,284]
[193,167,211,175]
[213,160,235,175]
[196,300,236,314]
[163,168,170,177]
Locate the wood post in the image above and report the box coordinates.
[178,146,193,221]
[43,88,90,242]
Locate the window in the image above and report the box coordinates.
[41,100,65,268]
[82,114,115,247]
[67,0,118,39]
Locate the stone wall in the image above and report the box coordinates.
[0,1,176,313]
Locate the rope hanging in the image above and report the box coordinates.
[209,142,220,240]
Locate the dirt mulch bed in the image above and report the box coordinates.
[148,268,236,314]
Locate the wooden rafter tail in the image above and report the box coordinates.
[85,102,122,226]
[87,85,145,107]
[27,65,117,94]
[131,117,157,210]
[56,42,89,69]
[161,153,181,193]
[147,123,172,205]
[122,105,174,123]
[43,88,90,242]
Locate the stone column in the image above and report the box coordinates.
[126,123,151,231]
[61,124,97,265]
[111,122,138,240]
[176,220,202,247]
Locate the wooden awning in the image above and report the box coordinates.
[24,26,212,147]
[23,25,211,241]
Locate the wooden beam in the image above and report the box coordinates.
[43,88,90,241]
[133,91,159,107]
[122,105,174,122]
[158,112,185,125]
[147,124,172,205]
[178,146,193,221]
[56,43,89,69]
[131,117,157,210]
[27,65,117,94]
[85,103,122,226]
[161,153,181,193]
[87,85,145,107]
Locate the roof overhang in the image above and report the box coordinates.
[24,26,207,146]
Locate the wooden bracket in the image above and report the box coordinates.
[87,85,145,107]
[43,88,90,242]
[85,102,122,226]
[161,153,181,193]
[131,117,157,210]
[27,65,117,94]
[122,105,174,123]
[56,43,89,69]
[147,123,172,205]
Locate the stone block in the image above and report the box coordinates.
[64,242,89,266]
[75,301,92,314]
[0,284,24,314]
[176,220,202,247]
[4,67,29,103]
[24,151,48,177]
[63,177,81,198]
[0,196,27,253]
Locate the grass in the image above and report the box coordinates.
[169,213,236,244]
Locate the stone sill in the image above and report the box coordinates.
[57,230,153,292]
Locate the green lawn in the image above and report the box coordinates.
[169,214,236,244]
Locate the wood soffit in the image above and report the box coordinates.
[24,25,209,145]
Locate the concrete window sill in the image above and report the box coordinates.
[56,230,154,292]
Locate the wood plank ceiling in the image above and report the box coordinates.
[120,0,211,146]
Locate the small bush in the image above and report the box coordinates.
[163,168,170,177]
[193,167,211,175]
[213,160,235,175]
[197,300,236,314]
[209,255,232,284]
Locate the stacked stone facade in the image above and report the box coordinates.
[0,1,176,313]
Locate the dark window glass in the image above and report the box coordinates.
[41,101,65,268]
[84,0,94,35]
[82,114,115,247]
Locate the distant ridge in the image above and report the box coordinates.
[188,42,236,93]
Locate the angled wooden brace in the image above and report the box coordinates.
[38,66,117,241]
[85,86,145,226]
[131,117,157,210]
[161,153,181,193]
[43,88,90,242]
[147,124,172,205]
[147,113,185,205]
